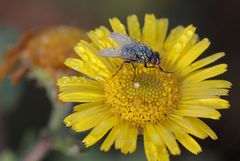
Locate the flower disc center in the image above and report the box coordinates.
[104,64,181,127]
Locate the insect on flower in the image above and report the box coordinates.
[98,32,171,79]
[58,14,231,161]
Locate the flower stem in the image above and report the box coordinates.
[48,102,70,132]
[21,137,51,161]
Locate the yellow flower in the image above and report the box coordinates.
[0,26,86,84]
[57,14,231,161]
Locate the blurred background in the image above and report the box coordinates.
[0,0,239,161]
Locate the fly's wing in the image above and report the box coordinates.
[110,32,134,45]
[98,47,122,58]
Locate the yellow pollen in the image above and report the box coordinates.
[104,64,181,127]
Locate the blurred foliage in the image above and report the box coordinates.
[18,130,38,157]
[0,28,19,53]
[0,28,23,112]
[0,150,16,161]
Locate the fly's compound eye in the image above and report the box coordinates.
[151,51,160,65]
[150,57,157,64]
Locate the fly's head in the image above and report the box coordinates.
[150,51,160,65]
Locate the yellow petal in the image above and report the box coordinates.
[87,26,121,71]
[64,58,110,81]
[115,122,129,151]
[181,80,231,99]
[176,105,221,119]
[73,101,103,112]
[182,88,229,97]
[57,76,103,92]
[74,41,111,71]
[163,26,184,53]
[174,38,210,72]
[100,123,121,152]
[170,33,199,72]
[155,18,168,51]
[166,120,202,154]
[121,126,138,154]
[182,80,232,89]
[127,15,141,41]
[145,124,163,146]
[185,117,217,140]
[109,17,127,34]
[181,87,230,100]
[144,130,169,161]
[181,98,230,109]
[64,103,105,124]
[83,115,119,147]
[156,144,169,161]
[169,114,207,139]
[64,104,110,132]
[142,14,157,47]
[157,124,180,155]
[71,111,112,132]
[183,64,228,84]
[179,34,199,58]
[59,90,104,103]
[164,25,196,69]
[88,26,115,49]
[144,131,159,161]
[180,52,225,76]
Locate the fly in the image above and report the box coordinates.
[98,32,171,80]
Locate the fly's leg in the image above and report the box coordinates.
[112,61,136,80]
[144,63,173,73]
[112,61,126,77]
[129,61,136,81]
[157,64,173,73]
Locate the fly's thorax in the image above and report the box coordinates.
[121,42,153,63]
